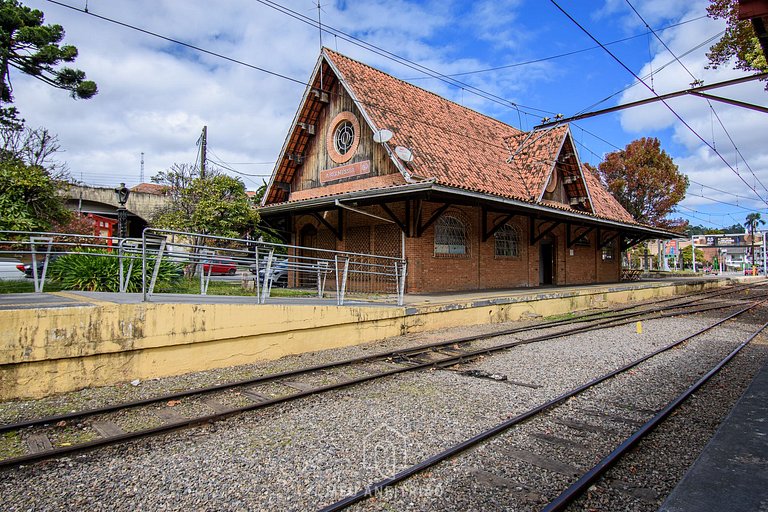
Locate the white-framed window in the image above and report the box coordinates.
[494,224,521,258]
[333,121,355,155]
[602,240,615,261]
[435,215,468,256]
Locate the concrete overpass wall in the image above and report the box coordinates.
[64,185,170,222]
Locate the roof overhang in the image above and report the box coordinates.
[258,182,676,239]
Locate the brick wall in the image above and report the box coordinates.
[290,202,622,293]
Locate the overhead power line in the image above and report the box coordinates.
[548,0,768,208]
[623,0,768,199]
[45,0,757,220]
[405,14,708,80]
[535,72,768,128]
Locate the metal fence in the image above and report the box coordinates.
[0,229,408,305]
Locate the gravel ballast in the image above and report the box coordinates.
[1,299,767,511]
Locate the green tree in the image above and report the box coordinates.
[745,212,765,265]
[591,137,688,230]
[0,0,97,126]
[0,158,70,230]
[151,164,258,239]
[706,0,768,79]
[680,244,706,270]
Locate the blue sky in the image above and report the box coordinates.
[12,0,768,229]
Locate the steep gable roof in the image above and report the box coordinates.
[582,165,635,223]
[263,49,636,226]
[325,49,530,198]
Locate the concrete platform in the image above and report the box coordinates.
[659,360,768,512]
[0,275,760,400]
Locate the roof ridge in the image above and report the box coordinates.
[322,47,523,137]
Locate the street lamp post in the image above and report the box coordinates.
[114,183,130,239]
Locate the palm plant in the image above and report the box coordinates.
[745,213,765,268]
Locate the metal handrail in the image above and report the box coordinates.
[1,229,408,305]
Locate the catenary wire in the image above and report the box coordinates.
[44,0,748,226]
[624,0,768,198]
[549,0,768,208]
[405,14,708,80]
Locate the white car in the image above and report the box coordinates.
[0,257,24,280]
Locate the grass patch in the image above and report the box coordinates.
[162,279,316,297]
[0,276,317,298]
[543,312,579,322]
[0,280,62,294]
[0,431,25,459]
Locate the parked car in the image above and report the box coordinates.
[249,258,288,287]
[201,258,238,276]
[16,254,60,278]
[0,258,25,280]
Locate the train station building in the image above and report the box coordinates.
[258,49,672,293]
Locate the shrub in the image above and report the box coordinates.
[48,250,182,292]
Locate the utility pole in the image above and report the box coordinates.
[140,152,144,183]
[199,125,207,179]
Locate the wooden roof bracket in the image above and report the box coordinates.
[482,207,516,242]
[530,218,560,245]
[417,203,452,237]
[621,233,649,252]
[567,225,596,248]
[599,230,620,249]
[379,202,408,234]
[312,210,343,241]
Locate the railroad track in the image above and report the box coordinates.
[0,281,765,470]
[316,298,768,511]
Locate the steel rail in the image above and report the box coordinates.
[316,300,767,511]
[1,282,754,434]
[0,296,757,469]
[541,319,768,512]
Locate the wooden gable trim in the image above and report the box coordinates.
[263,56,337,206]
[563,128,595,214]
[322,50,415,186]
[535,130,566,203]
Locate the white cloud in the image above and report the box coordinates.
[611,2,768,219]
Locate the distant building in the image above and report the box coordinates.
[258,49,672,292]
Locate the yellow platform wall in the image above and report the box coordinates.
[0,279,730,399]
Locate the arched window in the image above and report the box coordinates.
[434,215,468,255]
[495,224,521,257]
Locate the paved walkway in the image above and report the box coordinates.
[659,359,768,512]
[0,274,735,311]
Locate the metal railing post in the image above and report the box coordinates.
[338,256,350,306]
[253,247,260,298]
[142,230,147,301]
[397,260,407,306]
[29,236,53,293]
[260,250,274,304]
[147,238,167,297]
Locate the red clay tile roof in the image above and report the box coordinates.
[131,183,168,195]
[581,165,635,223]
[264,49,636,226]
[504,126,568,199]
[325,49,529,197]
